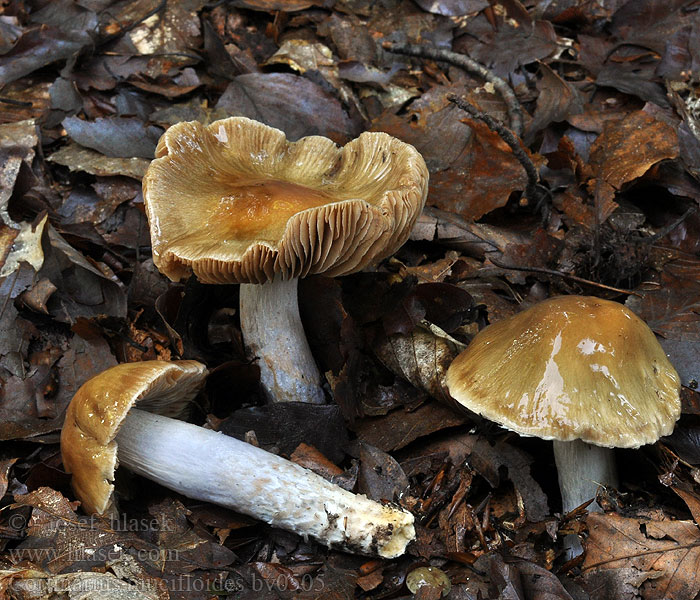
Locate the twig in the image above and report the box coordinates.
[487,256,642,297]
[0,97,33,107]
[582,541,700,572]
[382,41,523,136]
[637,205,697,244]
[99,51,202,62]
[448,94,540,202]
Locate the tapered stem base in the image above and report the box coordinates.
[115,409,415,558]
[553,439,618,560]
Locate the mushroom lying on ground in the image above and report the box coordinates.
[60,361,415,558]
[143,117,429,404]
[445,295,680,555]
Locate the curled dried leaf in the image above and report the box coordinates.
[374,321,466,404]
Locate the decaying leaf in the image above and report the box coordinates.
[373,86,474,174]
[40,225,127,322]
[62,116,163,159]
[0,120,47,277]
[374,321,465,403]
[588,110,680,222]
[0,214,47,278]
[490,554,574,600]
[354,401,469,453]
[627,259,700,342]
[579,567,662,600]
[584,512,700,599]
[0,19,96,86]
[0,322,117,440]
[219,403,348,463]
[48,143,150,179]
[525,63,584,143]
[216,72,358,143]
[430,117,545,221]
[357,441,410,502]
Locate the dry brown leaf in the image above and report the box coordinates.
[47,142,149,179]
[430,117,545,221]
[673,485,700,526]
[584,512,700,599]
[354,401,469,453]
[290,443,343,479]
[525,63,584,143]
[373,321,465,403]
[627,259,700,342]
[357,441,409,502]
[216,73,358,143]
[588,110,680,223]
[579,567,661,600]
[356,567,384,592]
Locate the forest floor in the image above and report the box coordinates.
[1,0,700,598]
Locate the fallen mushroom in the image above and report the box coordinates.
[445,296,680,555]
[143,117,429,404]
[61,361,415,558]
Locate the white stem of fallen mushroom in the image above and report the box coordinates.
[553,439,618,559]
[239,278,325,404]
[115,409,415,558]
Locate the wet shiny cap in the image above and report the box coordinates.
[446,296,680,448]
[143,117,429,284]
[61,360,207,514]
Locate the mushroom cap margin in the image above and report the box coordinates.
[60,360,208,515]
[143,117,429,284]
[445,296,681,448]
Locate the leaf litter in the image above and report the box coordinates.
[1,0,700,598]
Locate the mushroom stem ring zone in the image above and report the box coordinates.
[554,438,618,557]
[239,278,324,403]
[553,439,618,515]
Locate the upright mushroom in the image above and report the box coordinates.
[61,361,415,558]
[143,117,429,404]
[446,296,680,553]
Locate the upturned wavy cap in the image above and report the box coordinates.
[143,117,429,284]
[61,361,207,515]
[446,296,681,448]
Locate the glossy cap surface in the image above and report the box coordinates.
[60,360,207,514]
[446,296,680,448]
[143,117,429,284]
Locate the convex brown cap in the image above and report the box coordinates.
[446,296,680,448]
[143,117,429,284]
[61,360,207,514]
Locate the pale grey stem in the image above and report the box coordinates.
[553,439,618,559]
[115,409,415,558]
[239,278,325,404]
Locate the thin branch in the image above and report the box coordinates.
[487,256,642,297]
[637,205,697,244]
[448,94,540,202]
[582,541,700,572]
[383,41,523,136]
[0,97,33,107]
